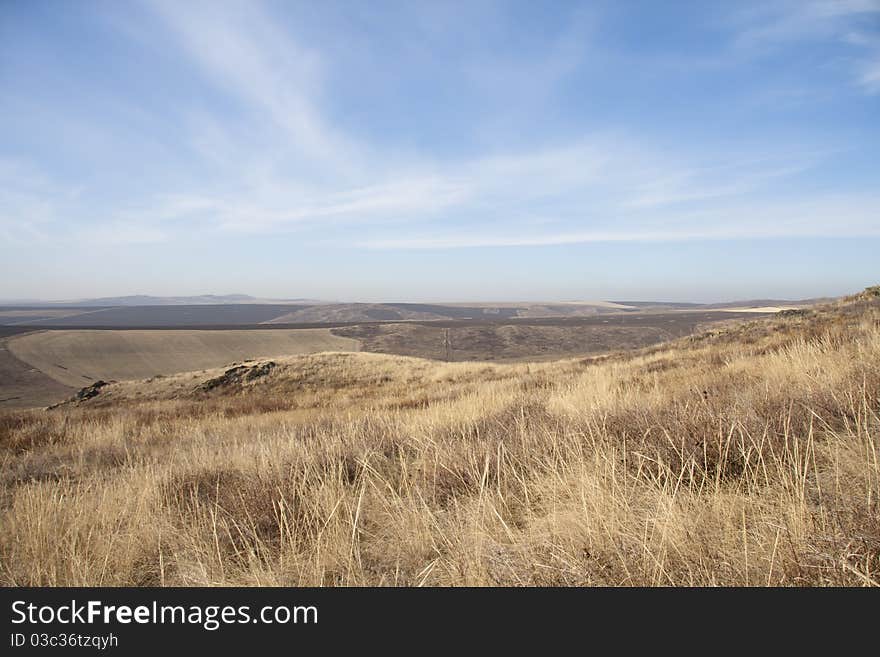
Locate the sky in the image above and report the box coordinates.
[1,0,878,302]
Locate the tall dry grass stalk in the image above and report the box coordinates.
[1,298,878,585]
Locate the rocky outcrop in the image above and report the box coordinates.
[198,361,277,392]
[47,380,110,409]
[76,380,109,401]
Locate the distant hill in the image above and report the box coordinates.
[83,294,261,306]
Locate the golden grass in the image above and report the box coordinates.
[0,296,878,586]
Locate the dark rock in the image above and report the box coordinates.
[198,361,277,392]
[76,380,109,401]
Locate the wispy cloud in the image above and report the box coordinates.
[117,134,834,245]
[858,54,880,92]
[733,0,879,45]
[0,159,74,244]
[4,0,877,256]
[360,194,880,249]
[623,164,813,210]
[76,221,168,245]
[148,0,361,178]
[731,0,880,93]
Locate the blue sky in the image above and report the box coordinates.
[1,0,878,302]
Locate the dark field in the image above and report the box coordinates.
[333,323,666,361]
[0,304,307,327]
[0,300,714,327]
[386,303,521,318]
[3,309,772,333]
[0,303,551,326]
[332,310,760,361]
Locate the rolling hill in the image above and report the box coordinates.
[1,288,877,586]
[7,329,358,388]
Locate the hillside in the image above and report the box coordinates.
[0,290,877,586]
[0,308,781,409]
[7,328,358,388]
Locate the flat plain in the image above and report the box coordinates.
[0,304,308,327]
[0,299,806,327]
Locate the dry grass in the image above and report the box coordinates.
[0,294,878,586]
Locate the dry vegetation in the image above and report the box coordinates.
[0,291,878,586]
[333,322,673,361]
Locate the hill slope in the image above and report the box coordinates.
[7,329,359,388]
[1,291,878,586]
